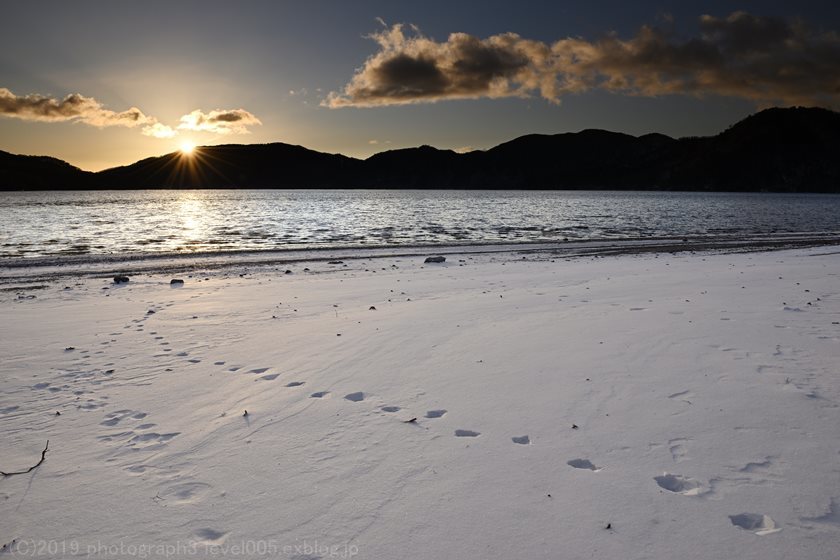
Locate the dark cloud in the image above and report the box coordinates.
[326,12,840,108]
[325,26,552,106]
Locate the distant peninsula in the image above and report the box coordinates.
[2,107,839,192]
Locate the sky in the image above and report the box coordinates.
[1,0,839,171]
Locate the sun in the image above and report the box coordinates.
[179,140,196,155]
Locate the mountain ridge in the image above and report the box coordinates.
[2,107,839,191]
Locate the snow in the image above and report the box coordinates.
[1,246,839,559]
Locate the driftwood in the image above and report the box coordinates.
[0,440,49,477]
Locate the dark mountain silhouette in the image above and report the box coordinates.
[1,107,839,191]
[93,143,362,188]
[0,151,93,189]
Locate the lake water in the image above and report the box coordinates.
[2,190,840,260]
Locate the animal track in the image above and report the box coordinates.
[654,473,705,495]
[344,392,365,402]
[310,391,330,398]
[285,381,305,387]
[381,406,401,412]
[729,513,780,535]
[567,458,600,470]
[455,429,480,437]
[259,374,280,381]
[512,435,531,445]
[101,409,147,426]
[249,367,270,374]
[425,409,447,418]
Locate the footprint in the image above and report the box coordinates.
[228,366,241,372]
[344,392,365,402]
[259,374,280,381]
[214,361,225,366]
[101,410,147,426]
[801,499,840,526]
[739,458,773,473]
[568,458,600,470]
[455,429,480,437]
[187,359,201,364]
[193,528,228,545]
[285,381,305,387]
[425,409,447,418]
[310,391,330,398]
[0,406,19,414]
[669,438,689,462]
[654,473,705,496]
[78,400,106,411]
[160,482,211,504]
[249,367,270,374]
[729,513,781,535]
[127,432,179,449]
[381,406,401,412]
[512,435,531,445]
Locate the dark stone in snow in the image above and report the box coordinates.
[170,279,184,285]
[424,256,446,263]
[113,275,130,284]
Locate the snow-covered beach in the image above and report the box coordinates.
[2,244,839,559]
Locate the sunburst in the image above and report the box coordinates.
[179,141,196,155]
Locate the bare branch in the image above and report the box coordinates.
[0,441,49,477]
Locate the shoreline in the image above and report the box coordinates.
[2,231,839,285]
[1,245,838,558]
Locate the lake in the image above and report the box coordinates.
[2,190,840,261]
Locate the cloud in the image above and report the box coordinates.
[141,122,177,139]
[325,12,840,108]
[177,109,262,135]
[0,87,154,127]
[1,88,262,139]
